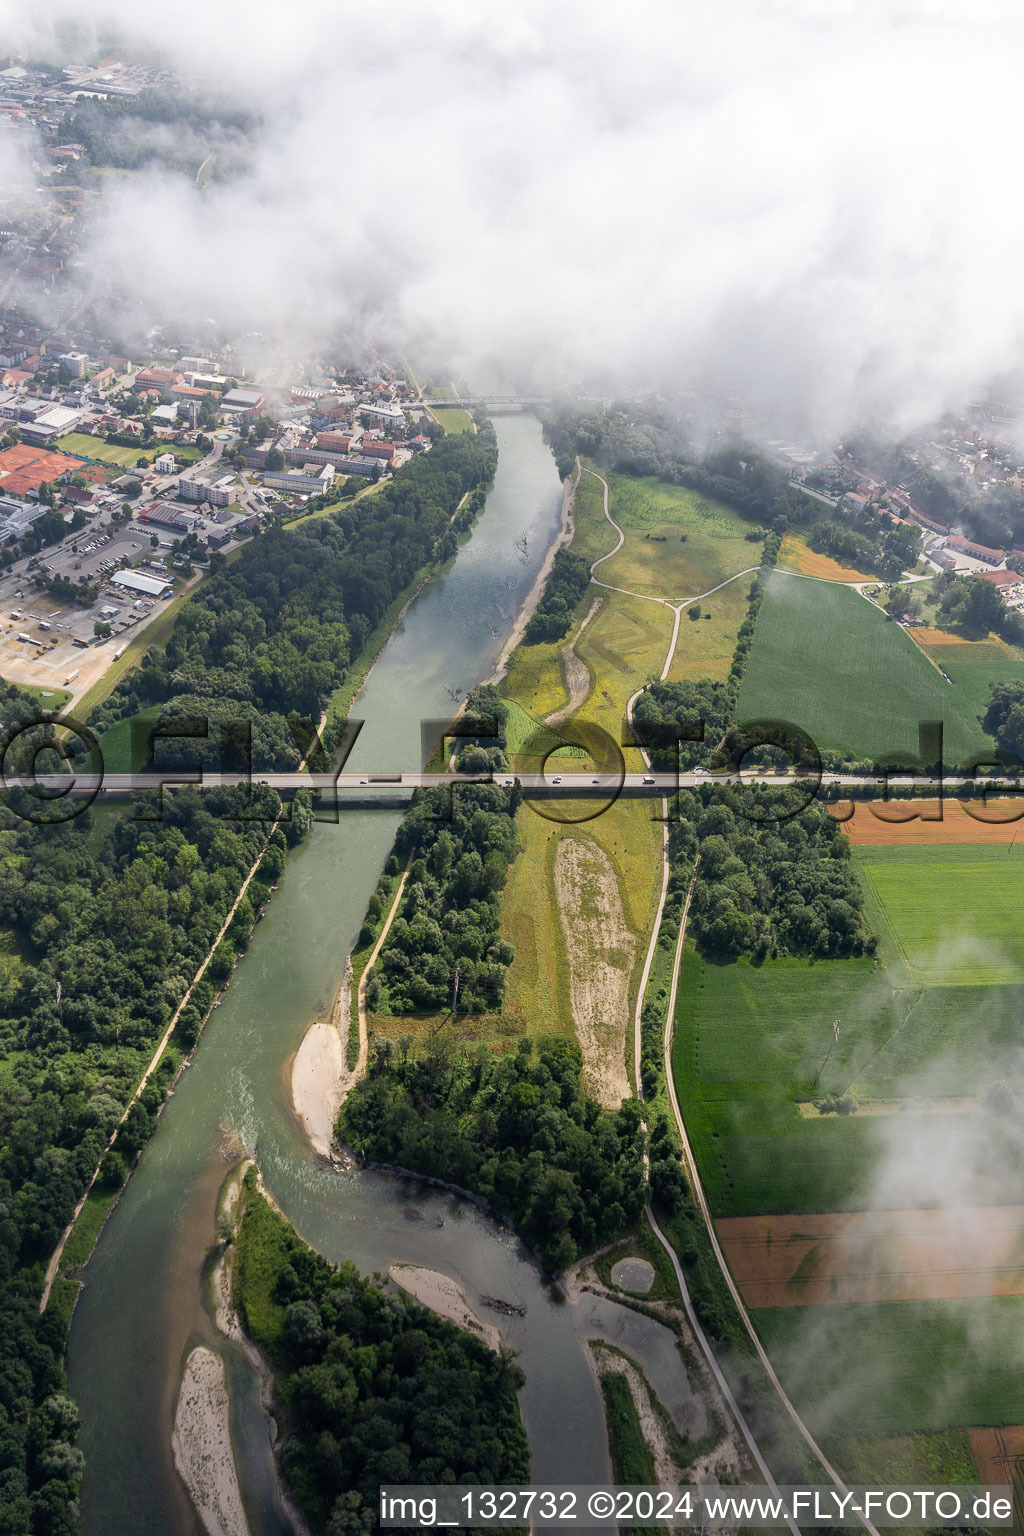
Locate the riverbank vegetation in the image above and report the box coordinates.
[232,1177,529,1533]
[342,1036,646,1273]
[0,783,301,1536]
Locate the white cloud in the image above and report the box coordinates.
[5,0,1024,431]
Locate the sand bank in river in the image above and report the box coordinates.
[172,1346,250,1536]
[388,1264,501,1351]
[290,1014,347,1161]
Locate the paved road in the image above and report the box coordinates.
[7,769,1020,799]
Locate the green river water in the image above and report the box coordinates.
[67,416,664,1535]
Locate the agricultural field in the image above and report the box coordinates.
[719,1206,1024,1306]
[736,572,1000,764]
[673,818,1024,1447]
[754,1298,1024,1435]
[837,797,1024,845]
[856,844,1024,985]
[921,638,1024,730]
[776,532,874,583]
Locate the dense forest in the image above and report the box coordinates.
[373,782,519,1016]
[670,788,872,961]
[0,782,307,1536]
[631,678,733,770]
[232,1178,529,1534]
[58,89,260,180]
[86,429,498,770]
[342,1036,646,1273]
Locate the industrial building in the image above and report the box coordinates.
[110,569,173,598]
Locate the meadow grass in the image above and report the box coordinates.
[10,681,72,709]
[821,1429,977,1487]
[665,579,750,685]
[755,1297,1024,1434]
[431,407,474,434]
[500,797,663,1048]
[736,572,999,764]
[600,1371,658,1484]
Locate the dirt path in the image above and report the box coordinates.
[353,855,414,1082]
[583,466,759,678]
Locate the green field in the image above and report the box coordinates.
[56,432,201,468]
[756,1298,1024,1434]
[5,681,72,710]
[857,844,1024,984]
[736,572,1011,764]
[855,980,1024,1097]
[924,639,1024,736]
[431,407,474,434]
[674,839,1024,1216]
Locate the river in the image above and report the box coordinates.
[67,415,671,1536]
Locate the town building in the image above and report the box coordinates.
[946,535,1005,566]
[178,470,234,507]
[263,464,335,495]
[220,387,265,416]
[336,455,382,479]
[153,452,176,474]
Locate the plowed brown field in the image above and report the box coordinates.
[970,1424,1024,1487]
[719,1207,1024,1306]
[831,800,1024,843]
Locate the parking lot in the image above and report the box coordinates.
[0,507,187,704]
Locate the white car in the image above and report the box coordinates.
[552,775,562,784]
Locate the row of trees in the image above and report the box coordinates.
[522,549,591,644]
[233,1180,529,1534]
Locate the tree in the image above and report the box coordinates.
[687,603,701,621]
[94,621,112,639]
[265,446,285,471]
